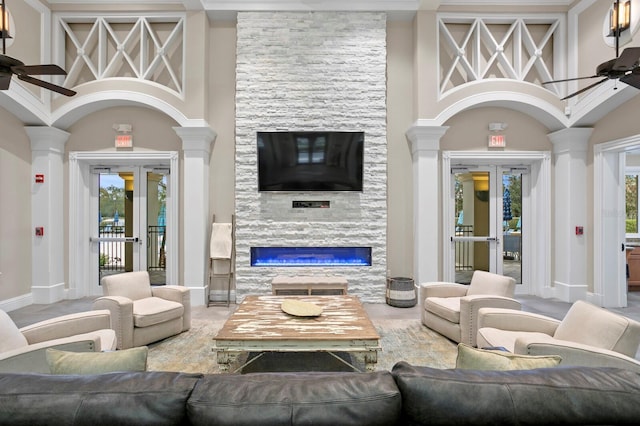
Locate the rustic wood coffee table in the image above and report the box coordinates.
[213,295,381,373]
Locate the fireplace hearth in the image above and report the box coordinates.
[251,247,372,267]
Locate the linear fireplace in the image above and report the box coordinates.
[251,247,372,267]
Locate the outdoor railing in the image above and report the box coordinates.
[98,225,166,272]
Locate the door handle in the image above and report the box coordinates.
[91,236,140,243]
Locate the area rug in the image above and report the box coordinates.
[146,318,458,374]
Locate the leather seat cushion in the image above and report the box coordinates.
[133,297,184,328]
[187,371,401,425]
[424,297,461,324]
[392,361,640,425]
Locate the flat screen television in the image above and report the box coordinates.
[257,131,364,192]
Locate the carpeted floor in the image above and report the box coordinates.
[146,317,458,374]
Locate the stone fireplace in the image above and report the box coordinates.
[235,11,387,302]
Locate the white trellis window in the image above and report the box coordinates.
[54,14,186,95]
[438,14,565,98]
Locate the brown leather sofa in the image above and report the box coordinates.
[2,362,640,425]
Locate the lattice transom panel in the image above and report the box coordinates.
[56,15,185,94]
[438,15,564,97]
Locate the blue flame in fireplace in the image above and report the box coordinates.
[251,247,372,267]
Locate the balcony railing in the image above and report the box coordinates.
[55,13,186,95]
[438,13,564,98]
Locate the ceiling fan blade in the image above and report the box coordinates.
[17,74,76,97]
[560,77,609,101]
[613,47,640,71]
[11,64,68,76]
[542,75,599,85]
[620,71,640,89]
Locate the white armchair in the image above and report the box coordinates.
[420,270,520,346]
[1,309,116,373]
[93,271,190,349]
[477,300,640,371]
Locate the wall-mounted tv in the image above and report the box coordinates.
[257,131,364,192]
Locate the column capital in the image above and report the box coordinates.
[25,126,70,153]
[548,127,593,154]
[406,122,449,156]
[173,126,217,153]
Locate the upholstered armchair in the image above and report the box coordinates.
[1,309,116,373]
[93,271,191,350]
[419,270,520,346]
[476,300,640,371]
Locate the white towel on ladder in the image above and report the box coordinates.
[210,223,232,259]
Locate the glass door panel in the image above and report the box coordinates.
[147,171,167,285]
[502,169,523,285]
[452,169,497,283]
[95,167,144,284]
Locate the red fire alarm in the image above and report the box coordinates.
[35,227,44,236]
[35,174,44,183]
[576,226,584,235]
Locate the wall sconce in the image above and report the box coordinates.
[609,0,631,36]
[472,173,490,202]
[0,0,13,54]
[0,1,9,39]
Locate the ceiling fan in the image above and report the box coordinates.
[542,0,640,101]
[0,0,76,96]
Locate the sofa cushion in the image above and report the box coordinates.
[466,270,515,297]
[424,297,460,323]
[133,297,184,327]
[477,327,556,352]
[392,361,640,425]
[0,310,28,353]
[46,346,148,374]
[554,300,640,357]
[0,371,201,426]
[455,343,562,370]
[187,371,401,426]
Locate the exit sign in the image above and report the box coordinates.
[115,134,133,148]
[488,134,506,148]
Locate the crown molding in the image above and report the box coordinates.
[44,0,577,19]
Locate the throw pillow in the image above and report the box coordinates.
[46,346,148,374]
[455,343,562,370]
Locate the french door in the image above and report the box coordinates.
[90,165,169,286]
[450,165,527,285]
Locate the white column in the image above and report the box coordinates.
[174,126,216,306]
[26,127,70,303]
[406,124,448,286]
[548,127,592,302]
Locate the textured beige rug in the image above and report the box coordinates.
[147,317,457,374]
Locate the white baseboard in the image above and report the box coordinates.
[552,280,587,302]
[31,282,66,304]
[0,293,34,312]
